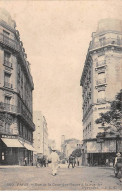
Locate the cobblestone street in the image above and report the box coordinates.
[0,165,122,191]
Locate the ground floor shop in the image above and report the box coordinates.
[82,138,122,166]
[0,135,34,165]
[87,152,116,166]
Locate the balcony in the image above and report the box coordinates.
[4,60,13,68]
[97,98,106,104]
[89,38,122,51]
[97,68,106,74]
[0,102,35,131]
[18,105,35,131]
[96,78,106,86]
[0,33,20,51]
[0,103,17,113]
[4,82,13,89]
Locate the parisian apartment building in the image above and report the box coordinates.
[80,19,122,166]
[33,111,48,157]
[0,9,35,165]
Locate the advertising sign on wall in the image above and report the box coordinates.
[102,140,116,153]
[87,141,101,153]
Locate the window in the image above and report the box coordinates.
[97,90,106,103]
[5,123,10,132]
[3,30,10,44]
[98,90,105,99]
[4,51,12,68]
[98,73,105,80]
[4,51,10,62]
[4,72,12,88]
[4,72,10,83]
[5,96,11,104]
[2,152,5,160]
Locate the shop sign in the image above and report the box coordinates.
[87,141,102,153]
[2,135,16,139]
[102,140,116,153]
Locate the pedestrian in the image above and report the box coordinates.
[50,148,59,176]
[45,157,48,167]
[77,160,79,166]
[114,152,122,176]
[24,157,28,166]
[42,156,46,167]
[68,155,74,168]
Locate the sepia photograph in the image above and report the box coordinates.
[0,0,122,191]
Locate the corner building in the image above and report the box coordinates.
[0,9,35,165]
[80,19,122,166]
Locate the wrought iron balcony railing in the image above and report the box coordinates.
[89,38,122,50]
[0,102,35,130]
[0,33,20,51]
[97,98,106,104]
[18,105,35,130]
[0,103,17,113]
[4,82,13,89]
[4,60,13,68]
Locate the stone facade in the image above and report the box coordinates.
[33,111,48,157]
[0,9,35,165]
[80,19,122,166]
[61,138,82,159]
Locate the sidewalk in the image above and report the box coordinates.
[0,165,35,168]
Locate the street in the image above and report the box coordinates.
[0,165,122,191]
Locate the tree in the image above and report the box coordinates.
[96,89,122,136]
[72,148,82,157]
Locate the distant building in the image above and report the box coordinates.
[33,111,48,156]
[80,19,122,166]
[0,9,35,165]
[61,138,82,159]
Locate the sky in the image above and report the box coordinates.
[0,0,122,149]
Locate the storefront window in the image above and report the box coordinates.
[2,152,5,160]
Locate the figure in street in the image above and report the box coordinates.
[42,156,46,167]
[24,157,28,166]
[114,153,122,177]
[68,155,75,168]
[50,148,59,176]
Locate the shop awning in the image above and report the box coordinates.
[1,138,24,148]
[24,142,36,151]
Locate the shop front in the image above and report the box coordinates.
[0,135,35,165]
[86,139,120,166]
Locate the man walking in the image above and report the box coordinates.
[24,157,28,166]
[50,148,59,176]
[68,155,75,168]
[114,153,122,177]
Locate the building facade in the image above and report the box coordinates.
[33,111,48,157]
[80,19,122,166]
[0,9,35,165]
[61,137,82,159]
